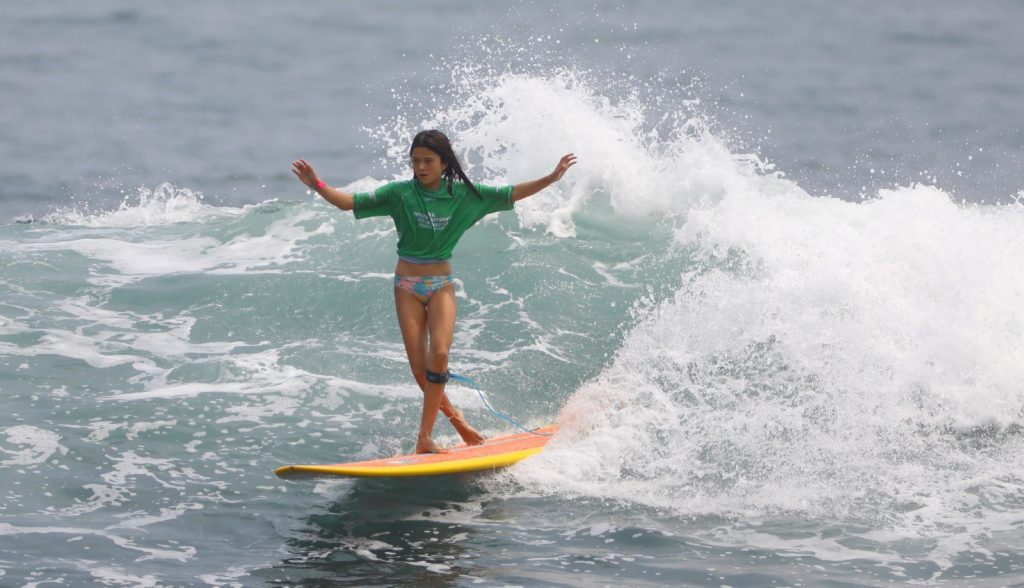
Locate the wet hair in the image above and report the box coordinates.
[409,130,482,199]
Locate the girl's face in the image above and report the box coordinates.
[410,146,447,190]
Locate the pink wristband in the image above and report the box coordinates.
[315,179,327,190]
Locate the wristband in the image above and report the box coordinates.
[315,179,327,190]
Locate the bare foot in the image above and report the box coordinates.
[416,437,447,454]
[448,409,485,445]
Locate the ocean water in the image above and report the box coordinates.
[3,2,1024,587]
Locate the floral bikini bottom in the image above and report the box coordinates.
[394,274,455,304]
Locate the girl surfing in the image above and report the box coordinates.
[292,130,576,453]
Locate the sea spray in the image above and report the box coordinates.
[521,171,1024,562]
[354,58,1024,566]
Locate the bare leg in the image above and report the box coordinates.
[409,374,484,446]
[394,285,482,453]
[426,286,484,446]
[445,405,485,446]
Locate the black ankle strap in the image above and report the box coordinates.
[425,369,450,384]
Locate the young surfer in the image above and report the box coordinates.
[292,130,576,453]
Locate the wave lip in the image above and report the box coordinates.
[39,183,242,228]
[517,176,1024,566]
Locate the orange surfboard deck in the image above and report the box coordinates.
[275,425,558,479]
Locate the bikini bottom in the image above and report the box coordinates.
[394,274,454,304]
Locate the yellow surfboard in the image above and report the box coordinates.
[275,425,558,479]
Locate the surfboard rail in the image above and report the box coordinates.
[275,424,557,479]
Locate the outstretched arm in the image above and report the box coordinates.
[512,153,577,202]
[291,158,355,211]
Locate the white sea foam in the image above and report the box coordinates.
[107,502,204,531]
[378,69,717,237]
[57,450,186,517]
[1,327,157,371]
[100,348,411,403]
[0,522,194,561]
[0,425,67,466]
[86,420,178,442]
[516,175,1024,561]
[13,205,336,288]
[0,301,249,375]
[86,567,162,587]
[196,566,255,587]
[437,68,1024,564]
[42,183,240,228]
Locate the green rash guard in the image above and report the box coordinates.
[352,178,515,260]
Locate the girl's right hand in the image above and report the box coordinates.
[291,159,319,188]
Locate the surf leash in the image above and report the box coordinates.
[448,372,553,437]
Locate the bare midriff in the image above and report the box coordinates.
[395,258,452,277]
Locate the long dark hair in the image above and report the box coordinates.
[409,130,482,199]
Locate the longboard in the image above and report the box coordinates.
[275,424,558,479]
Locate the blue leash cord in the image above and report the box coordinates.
[448,372,553,437]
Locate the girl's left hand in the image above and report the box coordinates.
[549,153,578,182]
